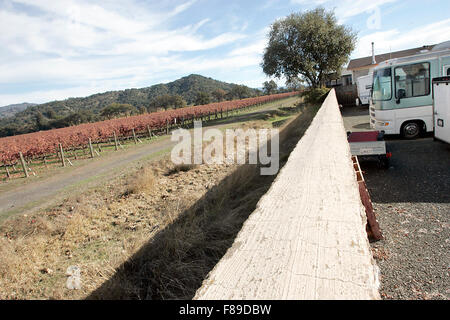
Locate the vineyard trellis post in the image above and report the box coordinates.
[4,164,10,179]
[19,152,29,178]
[114,132,119,151]
[132,128,137,144]
[89,138,95,158]
[59,144,66,167]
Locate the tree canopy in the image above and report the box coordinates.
[262,8,356,88]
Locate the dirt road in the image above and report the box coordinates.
[0,136,174,221]
[0,99,297,221]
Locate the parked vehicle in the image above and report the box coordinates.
[370,41,450,139]
[356,73,373,105]
[347,131,391,169]
[432,76,450,144]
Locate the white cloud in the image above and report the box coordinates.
[353,18,450,58]
[170,0,198,17]
[229,39,266,57]
[290,0,398,21]
[0,85,119,106]
[0,0,251,105]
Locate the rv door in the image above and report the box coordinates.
[433,77,450,144]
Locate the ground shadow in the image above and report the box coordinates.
[353,122,371,130]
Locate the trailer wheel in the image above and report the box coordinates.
[401,121,421,139]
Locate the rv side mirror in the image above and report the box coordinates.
[396,89,406,104]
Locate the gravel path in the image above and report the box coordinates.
[341,105,449,300]
[362,138,450,300]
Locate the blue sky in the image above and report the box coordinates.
[1,0,449,106]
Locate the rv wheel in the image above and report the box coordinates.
[402,122,421,139]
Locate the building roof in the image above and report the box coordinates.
[347,45,436,70]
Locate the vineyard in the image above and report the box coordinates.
[0,92,298,165]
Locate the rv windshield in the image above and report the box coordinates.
[372,67,392,101]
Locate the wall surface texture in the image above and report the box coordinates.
[195,90,380,300]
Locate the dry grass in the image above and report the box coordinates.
[0,101,317,300]
[0,155,232,299]
[125,167,157,195]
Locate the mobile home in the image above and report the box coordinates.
[370,41,450,138]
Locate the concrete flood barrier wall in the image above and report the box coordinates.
[194,89,380,300]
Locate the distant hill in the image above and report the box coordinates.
[0,103,37,119]
[0,74,262,137]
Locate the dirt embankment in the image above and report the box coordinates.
[0,101,317,300]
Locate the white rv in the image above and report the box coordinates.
[433,76,450,144]
[370,41,450,139]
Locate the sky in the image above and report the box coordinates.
[1,0,450,106]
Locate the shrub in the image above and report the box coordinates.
[301,87,330,104]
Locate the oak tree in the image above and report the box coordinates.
[262,8,356,88]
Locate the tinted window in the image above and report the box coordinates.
[394,62,430,98]
[447,67,450,76]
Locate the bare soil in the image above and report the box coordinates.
[0,97,315,300]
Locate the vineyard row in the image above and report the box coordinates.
[0,92,298,164]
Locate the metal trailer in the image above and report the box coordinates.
[432,76,450,144]
[347,131,392,169]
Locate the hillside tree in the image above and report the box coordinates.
[195,91,211,105]
[230,85,252,99]
[212,88,227,102]
[263,80,278,95]
[149,94,186,111]
[100,103,138,119]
